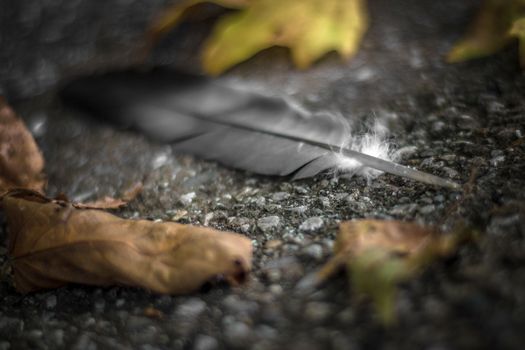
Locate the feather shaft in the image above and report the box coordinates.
[162,107,461,190]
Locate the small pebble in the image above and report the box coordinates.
[269,284,283,295]
[255,325,278,340]
[304,302,332,322]
[390,203,418,216]
[193,335,218,350]
[271,192,290,202]
[94,299,105,312]
[151,152,169,169]
[394,145,418,159]
[441,167,460,179]
[180,192,196,206]
[171,210,188,222]
[299,217,324,233]
[83,317,96,328]
[318,197,330,208]
[337,308,355,324]
[27,330,43,339]
[72,333,97,350]
[52,329,65,346]
[203,212,214,226]
[29,112,47,137]
[420,197,433,204]
[289,205,308,214]
[294,186,308,194]
[490,155,505,167]
[434,195,445,203]
[228,217,251,233]
[264,239,283,251]
[255,197,266,207]
[126,316,153,331]
[176,299,207,318]
[222,295,259,315]
[419,205,436,215]
[224,322,252,347]
[265,269,282,283]
[46,295,57,309]
[257,216,281,233]
[440,154,457,162]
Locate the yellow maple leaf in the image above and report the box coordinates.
[447,0,525,65]
[147,0,368,74]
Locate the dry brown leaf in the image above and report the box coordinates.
[0,97,45,194]
[316,220,467,324]
[3,189,252,294]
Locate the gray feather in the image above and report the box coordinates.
[61,68,460,189]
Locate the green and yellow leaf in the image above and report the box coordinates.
[147,0,368,74]
[317,220,470,324]
[447,0,525,65]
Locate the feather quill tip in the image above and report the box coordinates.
[334,126,461,191]
[335,132,394,181]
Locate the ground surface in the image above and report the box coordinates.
[1,0,525,349]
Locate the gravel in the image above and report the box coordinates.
[2,0,525,349]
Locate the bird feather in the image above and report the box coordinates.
[60,68,460,190]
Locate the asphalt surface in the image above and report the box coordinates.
[1,0,525,349]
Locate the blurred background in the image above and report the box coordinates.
[0,0,483,99]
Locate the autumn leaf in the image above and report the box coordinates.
[0,97,46,194]
[146,0,368,74]
[447,0,525,66]
[0,95,250,296]
[3,189,252,294]
[316,220,468,324]
[0,97,139,209]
